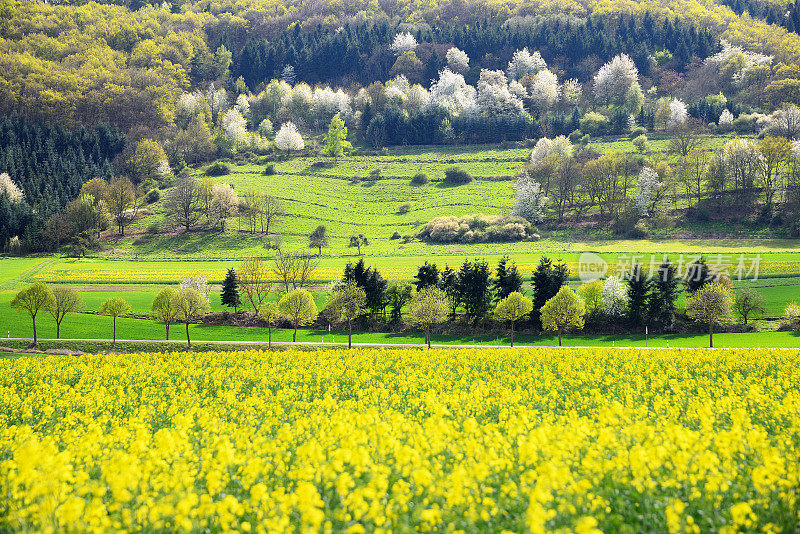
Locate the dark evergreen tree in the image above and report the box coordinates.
[343,259,387,319]
[221,268,241,312]
[685,257,710,293]
[413,261,439,291]
[531,257,569,325]
[492,256,523,302]
[386,283,412,324]
[627,263,651,328]
[440,264,460,319]
[649,259,681,329]
[456,259,492,323]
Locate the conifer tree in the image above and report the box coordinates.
[626,263,651,328]
[221,268,241,312]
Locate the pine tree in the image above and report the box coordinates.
[456,259,492,324]
[627,263,651,328]
[649,259,681,329]
[492,256,523,302]
[531,257,568,326]
[414,261,439,291]
[221,268,241,312]
[685,257,710,293]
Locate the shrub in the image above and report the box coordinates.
[398,203,411,215]
[391,231,401,240]
[411,173,429,185]
[629,126,647,138]
[263,163,276,175]
[443,167,473,185]
[369,169,381,180]
[205,162,231,176]
[580,134,591,146]
[632,135,648,153]
[419,214,536,243]
[568,130,583,142]
[579,112,609,136]
[145,189,160,204]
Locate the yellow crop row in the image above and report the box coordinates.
[1,348,799,532]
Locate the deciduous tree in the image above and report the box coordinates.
[11,283,54,346]
[46,286,82,339]
[99,297,131,345]
[686,282,732,348]
[407,286,450,348]
[494,291,533,346]
[540,286,585,346]
[278,289,318,342]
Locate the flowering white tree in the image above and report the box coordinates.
[723,138,765,193]
[513,170,547,222]
[428,69,477,116]
[405,84,431,115]
[275,122,305,153]
[476,69,523,117]
[602,276,628,318]
[531,136,572,165]
[287,83,313,122]
[222,109,248,146]
[718,109,734,128]
[206,85,229,121]
[635,167,662,217]
[593,54,639,105]
[507,48,546,80]
[667,99,689,130]
[311,87,351,128]
[528,69,560,111]
[390,32,417,55]
[180,275,211,298]
[561,79,582,106]
[176,92,201,122]
[234,94,250,117]
[210,183,239,231]
[446,47,469,73]
[0,173,23,203]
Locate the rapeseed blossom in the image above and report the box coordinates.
[1,348,799,532]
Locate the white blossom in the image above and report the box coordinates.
[428,68,477,116]
[507,48,546,80]
[222,109,248,146]
[405,84,431,115]
[390,32,417,55]
[476,69,523,117]
[180,275,211,298]
[210,183,239,229]
[275,121,304,152]
[528,68,560,111]
[635,167,662,217]
[311,86,351,127]
[667,99,689,130]
[0,173,23,203]
[561,78,582,106]
[593,54,639,104]
[513,170,547,222]
[446,47,469,73]
[531,136,572,165]
[718,109,734,126]
[602,276,628,318]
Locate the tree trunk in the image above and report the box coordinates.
[709,323,713,348]
[56,320,61,340]
[293,323,297,342]
[348,320,352,349]
[558,328,562,346]
[268,326,272,349]
[166,323,170,341]
[32,315,37,345]
[112,317,117,345]
[186,321,191,349]
[426,326,430,348]
[510,322,514,347]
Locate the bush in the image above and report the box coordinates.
[263,163,276,175]
[398,203,411,215]
[368,169,381,180]
[580,134,591,146]
[205,162,231,176]
[629,126,647,138]
[419,214,536,243]
[443,167,473,185]
[145,189,160,204]
[568,129,583,142]
[391,231,401,240]
[632,135,648,153]
[579,112,609,136]
[411,173,429,185]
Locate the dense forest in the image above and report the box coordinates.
[3,0,800,253]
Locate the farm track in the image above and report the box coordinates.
[0,258,59,291]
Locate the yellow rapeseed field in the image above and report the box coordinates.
[1,348,799,533]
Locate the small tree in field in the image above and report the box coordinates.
[278,289,318,342]
[152,287,179,340]
[322,115,352,159]
[406,286,450,348]
[99,297,131,346]
[733,287,766,325]
[686,282,732,348]
[258,301,280,349]
[173,288,210,349]
[540,286,585,346]
[221,268,241,312]
[309,225,328,255]
[11,283,55,346]
[323,281,367,348]
[275,122,304,154]
[494,291,533,347]
[46,286,82,339]
[349,234,369,255]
